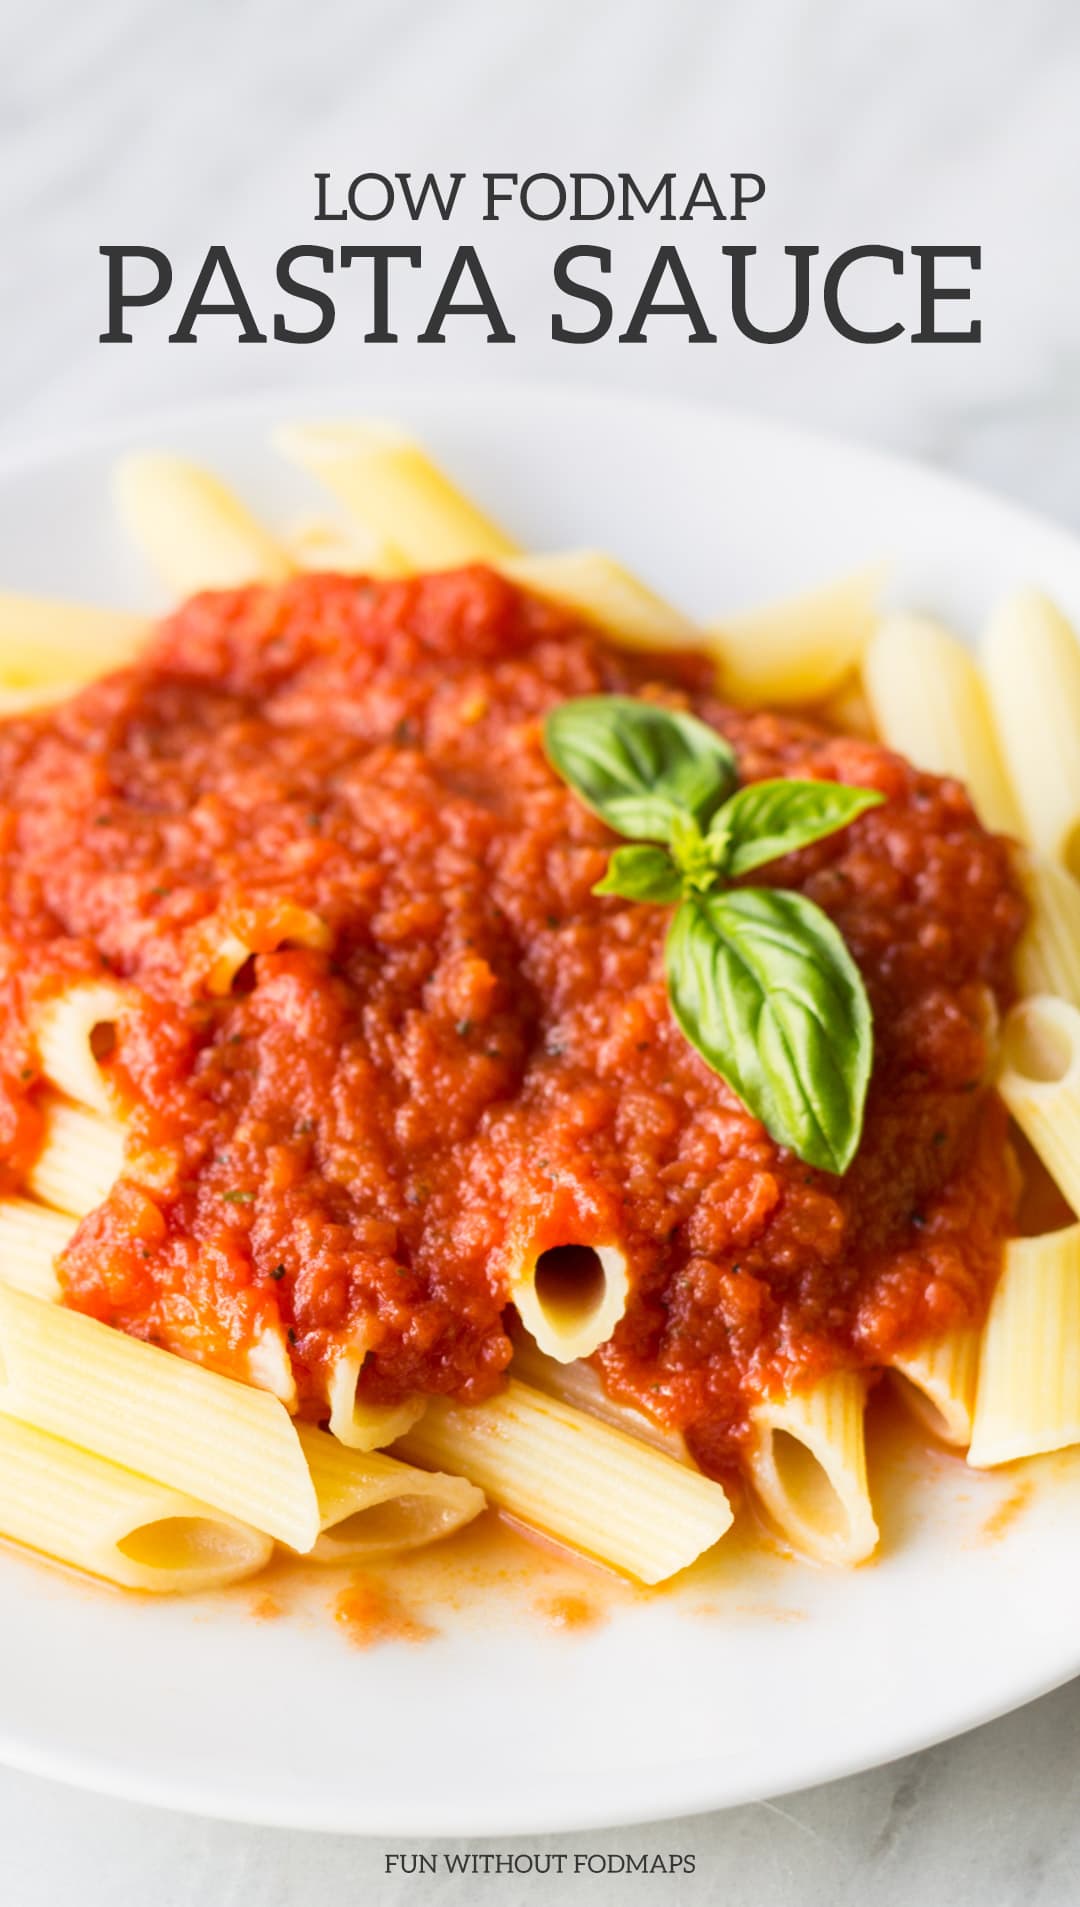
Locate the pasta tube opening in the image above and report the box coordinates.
[0,1410,272,1593]
[747,1372,878,1566]
[321,1496,462,1552]
[34,980,132,1117]
[1002,997,1077,1084]
[297,1424,482,1561]
[997,999,1080,1216]
[326,1348,426,1451]
[202,904,332,997]
[0,1284,321,1551]
[888,1325,980,1448]
[513,1242,629,1364]
[115,1513,271,1580]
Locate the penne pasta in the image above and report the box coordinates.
[817,675,878,741]
[508,1331,688,1461]
[0,1284,320,1551]
[274,421,517,571]
[297,1423,484,1562]
[1015,857,1080,1008]
[247,1319,298,1408]
[114,454,292,595]
[327,1347,426,1451]
[0,1196,72,1301]
[863,614,1023,835]
[981,590,1080,875]
[888,1327,980,1447]
[0,680,83,714]
[396,1379,732,1584]
[746,1371,878,1566]
[0,1410,273,1593]
[511,1240,630,1364]
[996,996,1080,1216]
[0,592,143,688]
[708,563,887,706]
[33,978,133,1117]
[286,513,397,577]
[0,415,1069,1613]
[498,550,703,655]
[25,1095,126,1217]
[199,902,333,996]
[968,1224,1080,1467]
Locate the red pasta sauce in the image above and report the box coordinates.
[0,568,1025,1476]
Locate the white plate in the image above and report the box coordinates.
[0,385,1078,1837]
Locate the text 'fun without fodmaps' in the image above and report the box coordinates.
[384,1852,698,1874]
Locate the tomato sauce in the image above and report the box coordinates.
[0,568,1025,1472]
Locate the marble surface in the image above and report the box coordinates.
[2,0,1080,1898]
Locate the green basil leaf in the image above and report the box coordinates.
[544,696,737,842]
[665,886,874,1173]
[593,844,683,903]
[710,778,884,878]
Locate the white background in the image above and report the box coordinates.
[2,0,1080,1900]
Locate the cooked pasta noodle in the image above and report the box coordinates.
[274,421,516,570]
[996,996,1080,1216]
[0,592,143,688]
[0,419,1065,1608]
[708,564,887,706]
[498,550,701,653]
[115,454,291,594]
[199,903,333,996]
[863,614,1022,835]
[888,1328,980,1447]
[297,1424,484,1562]
[396,1379,733,1584]
[0,1410,273,1593]
[0,1197,71,1301]
[0,1284,320,1551]
[508,1331,688,1460]
[25,1095,125,1217]
[1015,858,1080,1008]
[968,1225,1080,1467]
[511,1240,630,1364]
[286,513,394,576]
[982,590,1080,875]
[746,1372,878,1566]
[0,681,82,713]
[33,979,132,1117]
[327,1347,426,1452]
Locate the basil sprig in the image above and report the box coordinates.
[543,696,884,1174]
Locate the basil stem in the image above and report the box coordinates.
[593,844,684,903]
